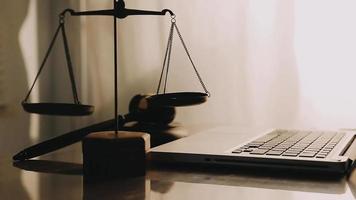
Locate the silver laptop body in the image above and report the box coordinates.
[149,128,356,175]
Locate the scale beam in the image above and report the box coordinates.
[61,0,174,19]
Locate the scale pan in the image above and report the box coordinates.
[22,103,94,116]
[147,92,208,107]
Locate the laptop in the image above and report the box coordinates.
[149,128,356,175]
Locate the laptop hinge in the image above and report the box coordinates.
[340,135,356,160]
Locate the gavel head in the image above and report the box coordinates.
[128,94,176,124]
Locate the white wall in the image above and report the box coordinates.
[83,1,296,132]
[294,0,356,129]
[18,0,356,138]
[82,0,356,132]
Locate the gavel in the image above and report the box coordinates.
[13,94,177,161]
[13,92,208,161]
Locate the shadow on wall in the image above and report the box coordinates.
[0,1,30,199]
[0,1,30,161]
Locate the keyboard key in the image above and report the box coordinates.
[303,150,318,153]
[266,151,284,155]
[289,147,303,150]
[284,150,300,154]
[299,152,316,157]
[263,145,275,148]
[307,147,320,150]
[250,149,268,155]
[232,149,242,154]
[277,145,290,148]
[282,153,298,157]
[248,144,262,148]
[258,146,272,150]
[272,148,287,151]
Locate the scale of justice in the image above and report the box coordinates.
[17,0,210,177]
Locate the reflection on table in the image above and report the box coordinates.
[6,142,355,200]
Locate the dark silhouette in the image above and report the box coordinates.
[13,93,177,161]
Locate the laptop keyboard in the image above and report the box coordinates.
[232,130,344,158]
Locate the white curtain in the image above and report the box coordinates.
[82,0,356,132]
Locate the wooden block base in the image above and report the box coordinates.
[82,131,150,179]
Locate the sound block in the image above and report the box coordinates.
[82,131,150,179]
[122,122,188,147]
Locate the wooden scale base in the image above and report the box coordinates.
[82,131,150,179]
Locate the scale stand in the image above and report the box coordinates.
[17,0,210,177]
[54,0,174,133]
[60,0,210,132]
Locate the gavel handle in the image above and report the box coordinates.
[13,116,127,161]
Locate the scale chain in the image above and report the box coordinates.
[156,22,174,94]
[163,22,175,94]
[23,23,62,102]
[61,21,81,104]
[173,22,210,96]
[156,17,210,96]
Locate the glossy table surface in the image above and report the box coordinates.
[1,128,356,200]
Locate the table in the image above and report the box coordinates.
[1,130,356,200]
